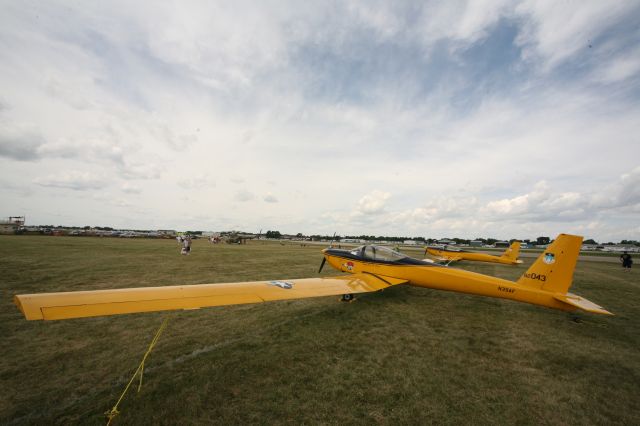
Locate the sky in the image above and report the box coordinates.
[1,0,639,242]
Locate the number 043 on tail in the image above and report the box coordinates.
[14,234,611,321]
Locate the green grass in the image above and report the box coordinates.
[1,236,639,425]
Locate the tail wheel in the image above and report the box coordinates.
[341,294,354,302]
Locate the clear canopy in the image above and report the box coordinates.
[350,245,408,262]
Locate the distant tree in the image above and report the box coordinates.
[583,238,598,245]
[266,230,282,239]
[296,233,303,238]
[536,236,551,245]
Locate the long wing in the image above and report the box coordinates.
[14,273,407,321]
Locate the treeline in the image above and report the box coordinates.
[303,235,553,245]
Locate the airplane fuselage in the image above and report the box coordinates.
[426,247,522,265]
[323,248,572,312]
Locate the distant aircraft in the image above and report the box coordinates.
[14,234,611,320]
[426,241,522,265]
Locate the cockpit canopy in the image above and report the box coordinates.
[350,245,409,262]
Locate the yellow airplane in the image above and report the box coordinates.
[14,233,611,321]
[426,241,523,265]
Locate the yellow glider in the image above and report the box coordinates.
[14,234,611,320]
[426,241,522,265]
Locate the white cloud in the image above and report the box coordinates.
[355,190,391,215]
[264,193,278,203]
[484,181,552,216]
[416,0,513,47]
[33,171,108,191]
[0,2,638,242]
[593,49,640,84]
[0,124,45,161]
[234,190,254,202]
[514,0,638,71]
[121,183,141,194]
[120,162,163,180]
[177,174,216,190]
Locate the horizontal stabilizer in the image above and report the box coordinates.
[554,293,613,315]
[14,273,406,321]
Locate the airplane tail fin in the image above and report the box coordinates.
[500,241,521,262]
[517,234,581,294]
[518,234,613,315]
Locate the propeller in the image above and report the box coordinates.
[319,232,336,273]
[318,257,326,273]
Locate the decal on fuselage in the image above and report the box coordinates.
[268,280,294,289]
[498,286,515,293]
[522,272,546,282]
[342,261,355,271]
[543,253,555,265]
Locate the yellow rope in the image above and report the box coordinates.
[105,316,170,425]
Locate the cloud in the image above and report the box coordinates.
[592,48,640,84]
[33,171,108,191]
[484,181,551,216]
[177,174,216,190]
[355,190,391,215]
[36,139,126,165]
[234,190,254,202]
[263,192,278,203]
[119,162,163,180]
[0,126,45,161]
[481,181,588,222]
[590,166,640,210]
[416,0,513,47]
[618,167,640,205]
[321,167,640,240]
[0,2,638,241]
[514,1,639,71]
[121,182,141,194]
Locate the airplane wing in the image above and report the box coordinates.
[14,273,408,321]
[434,255,462,262]
[446,256,462,262]
[425,249,461,263]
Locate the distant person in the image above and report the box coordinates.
[181,236,192,255]
[620,251,632,271]
[185,236,192,254]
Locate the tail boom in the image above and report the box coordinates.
[410,234,611,315]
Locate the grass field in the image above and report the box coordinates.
[1,236,639,425]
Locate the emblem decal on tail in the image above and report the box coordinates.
[268,281,294,289]
[543,253,555,265]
